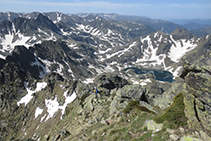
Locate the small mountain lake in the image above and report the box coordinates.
[124,67,174,82]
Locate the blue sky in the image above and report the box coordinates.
[0,0,211,19]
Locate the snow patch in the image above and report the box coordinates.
[41,59,64,76]
[60,84,65,89]
[168,36,197,62]
[41,114,47,122]
[35,107,43,118]
[45,91,77,121]
[98,48,112,54]
[0,32,31,56]
[118,41,137,57]
[61,29,71,36]
[53,13,62,23]
[104,65,115,72]
[17,82,47,106]
[45,97,60,121]
[140,79,152,86]
[168,66,182,78]
[137,35,166,68]
[83,78,94,84]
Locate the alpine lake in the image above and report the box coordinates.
[124,67,174,82]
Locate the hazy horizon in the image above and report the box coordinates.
[0,0,211,20]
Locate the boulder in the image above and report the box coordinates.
[110,94,121,115]
[120,84,146,101]
[145,120,163,133]
[169,134,180,141]
[180,136,202,141]
[139,101,157,114]
[143,80,172,106]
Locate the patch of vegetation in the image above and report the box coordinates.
[153,130,170,141]
[154,93,187,129]
[132,131,152,141]
[122,100,140,113]
[108,127,128,137]
[122,100,155,114]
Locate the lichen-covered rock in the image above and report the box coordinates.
[75,81,94,99]
[83,93,95,112]
[180,136,202,141]
[153,78,184,109]
[139,101,157,114]
[110,84,148,115]
[200,130,211,141]
[110,93,121,115]
[145,120,163,133]
[182,50,211,137]
[143,80,171,106]
[169,134,180,141]
[120,84,146,101]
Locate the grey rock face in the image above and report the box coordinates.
[181,43,211,137]
[6,46,45,79]
[120,84,146,101]
[94,73,129,89]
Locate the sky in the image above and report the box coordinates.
[0,0,211,20]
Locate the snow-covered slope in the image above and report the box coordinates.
[0,12,201,81]
[100,29,199,77]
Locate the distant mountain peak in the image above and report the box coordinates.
[36,13,50,21]
[171,27,195,40]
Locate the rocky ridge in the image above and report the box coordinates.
[180,35,211,138]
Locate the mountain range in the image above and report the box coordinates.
[1,12,209,81]
[0,12,211,140]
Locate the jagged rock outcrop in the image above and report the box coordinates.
[119,84,146,101]
[94,73,129,89]
[145,78,184,109]
[109,81,164,115]
[0,62,26,95]
[182,50,211,137]
[0,62,27,141]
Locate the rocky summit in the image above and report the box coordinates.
[0,12,211,141]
